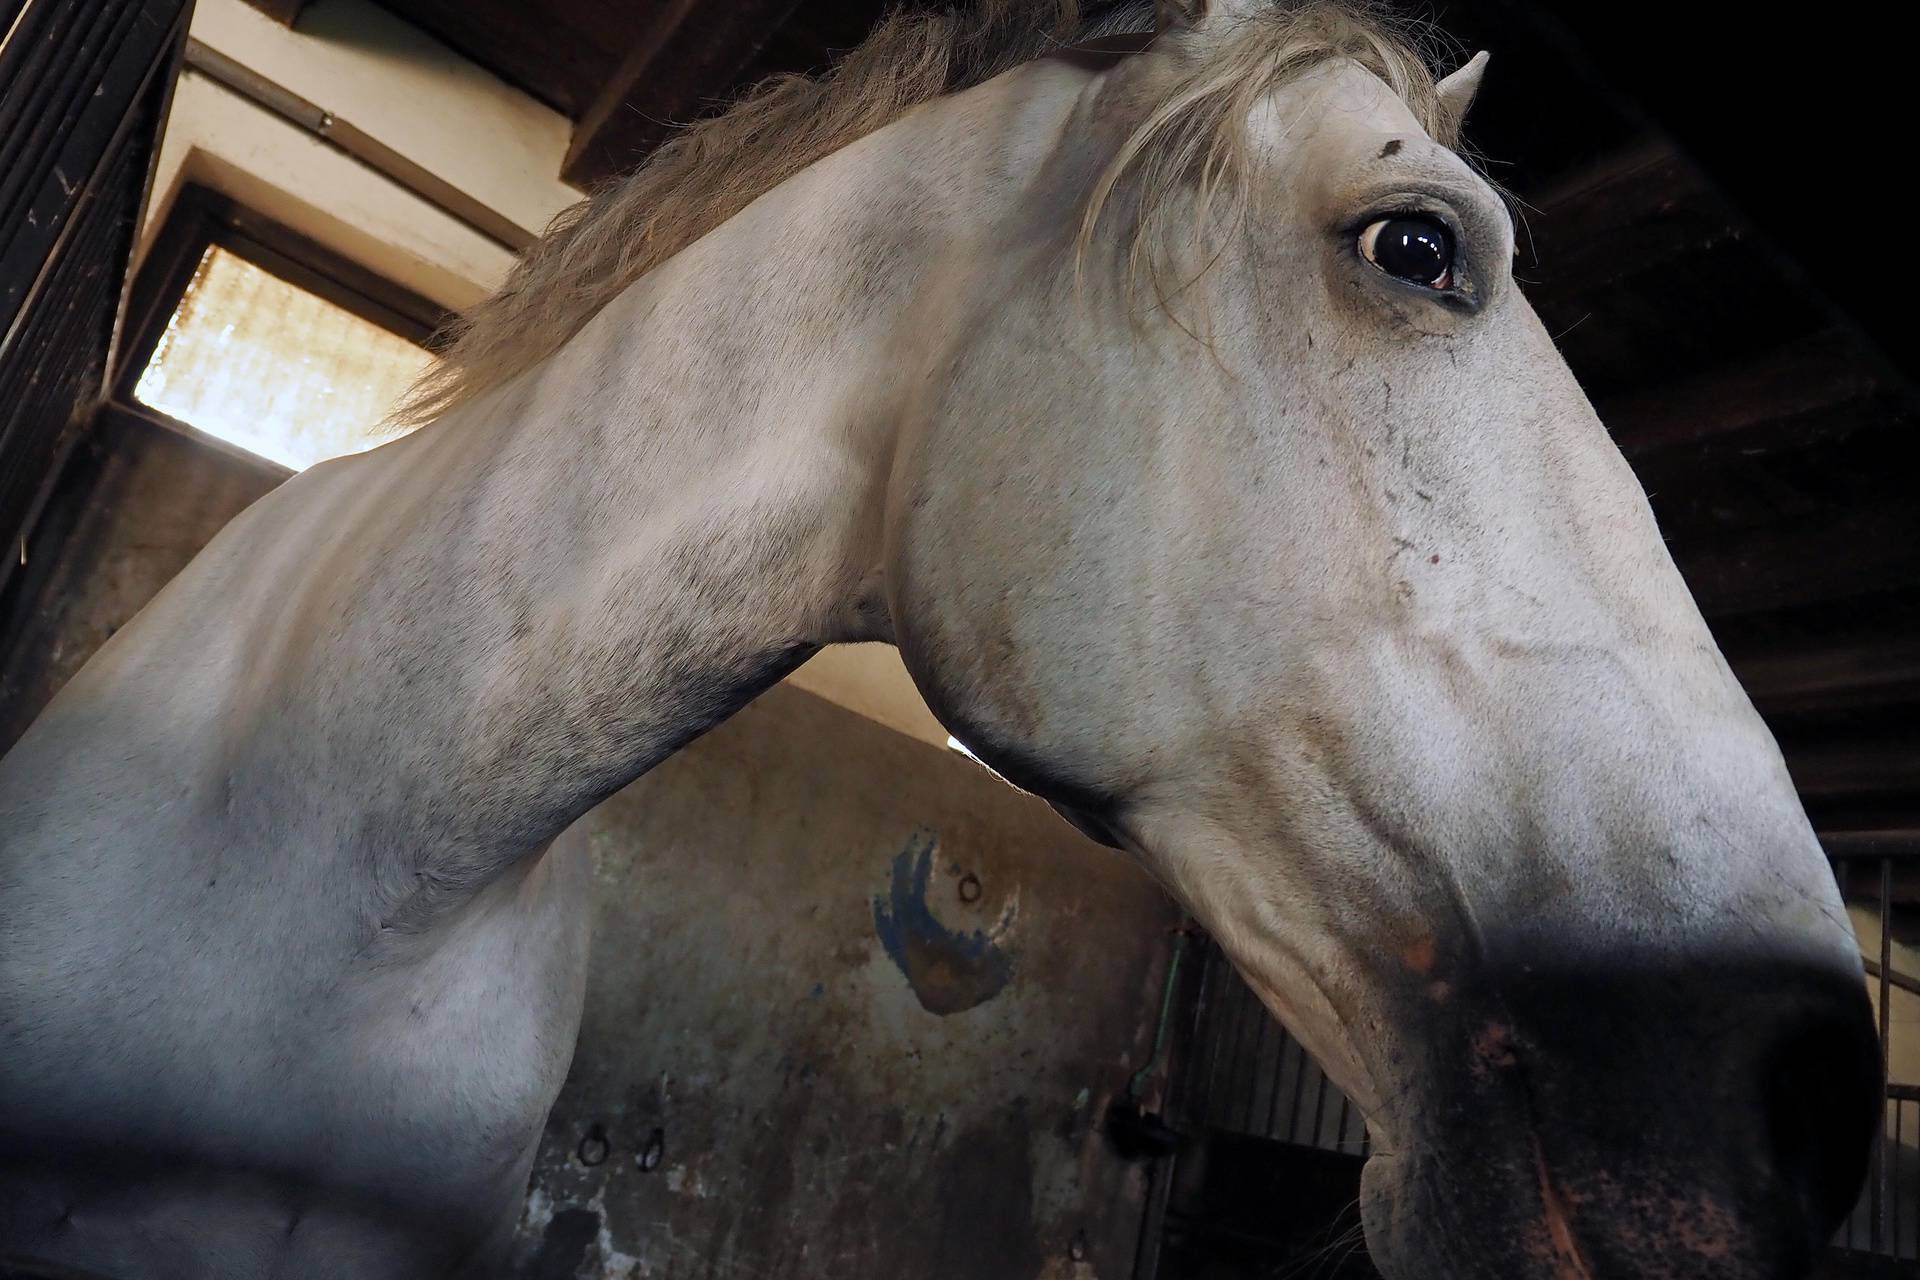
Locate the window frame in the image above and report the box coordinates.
[110,183,452,474]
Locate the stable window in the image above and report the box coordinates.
[116,187,448,472]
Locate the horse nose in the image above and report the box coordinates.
[1478,956,1884,1272]
[1377,951,1885,1277]
[1761,984,1882,1245]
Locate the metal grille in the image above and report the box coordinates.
[0,0,189,593]
[1173,939,1367,1156]
[1832,847,1920,1269]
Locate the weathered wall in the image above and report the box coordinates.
[511,682,1179,1280]
[0,415,279,751]
[0,418,1184,1279]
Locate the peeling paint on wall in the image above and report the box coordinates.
[872,830,1017,1016]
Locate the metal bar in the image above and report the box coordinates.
[1310,1065,1332,1149]
[1263,1027,1291,1141]
[181,38,534,253]
[0,0,188,599]
[1129,1145,1179,1280]
[0,1,34,61]
[1285,1019,1312,1145]
[1241,998,1272,1135]
[1865,958,1920,1002]
[1177,936,1220,1126]
[1878,856,1894,1253]
[1128,929,1189,1103]
[1840,834,1855,1253]
[1217,965,1256,1132]
[1229,973,1265,1133]
[1197,948,1234,1129]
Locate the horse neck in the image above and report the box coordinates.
[316,240,903,890]
[244,60,1105,911]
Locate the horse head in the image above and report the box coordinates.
[885,4,1878,1274]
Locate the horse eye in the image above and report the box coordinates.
[1358,216,1454,289]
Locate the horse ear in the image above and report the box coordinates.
[1155,0,1267,37]
[1436,50,1490,131]
[1155,0,1205,27]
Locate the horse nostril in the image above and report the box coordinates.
[1760,984,1881,1245]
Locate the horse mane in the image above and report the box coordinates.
[398,1,1454,424]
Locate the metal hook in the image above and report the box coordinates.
[576,1123,610,1168]
[636,1126,665,1172]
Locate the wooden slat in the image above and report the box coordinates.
[564,0,804,188]
[181,39,534,252]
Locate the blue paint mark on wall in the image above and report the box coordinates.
[873,831,1015,1016]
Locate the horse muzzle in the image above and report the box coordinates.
[1355,954,1880,1279]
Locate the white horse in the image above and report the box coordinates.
[0,1,1879,1276]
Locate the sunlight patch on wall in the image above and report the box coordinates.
[133,245,433,471]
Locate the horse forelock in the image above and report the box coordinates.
[397,0,1456,426]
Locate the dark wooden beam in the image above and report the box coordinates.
[1823,830,1920,861]
[1596,329,1883,459]
[1480,0,1920,387]
[564,0,806,189]
[1517,142,1732,301]
[1671,501,1920,620]
[238,0,308,26]
[366,0,619,120]
[1786,741,1920,804]
[1730,635,1920,717]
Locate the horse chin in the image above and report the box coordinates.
[1358,1141,1825,1280]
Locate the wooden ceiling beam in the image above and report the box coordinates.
[1672,500,1920,620]
[1730,634,1920,717]
[1784,741,1920,804]
[238,0,309,26]
[1516,142,1732,301]
[1595,329,1885,459]
[564,0,805,189]
[1823,830,1920,861]
[1488,1,1920,386]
